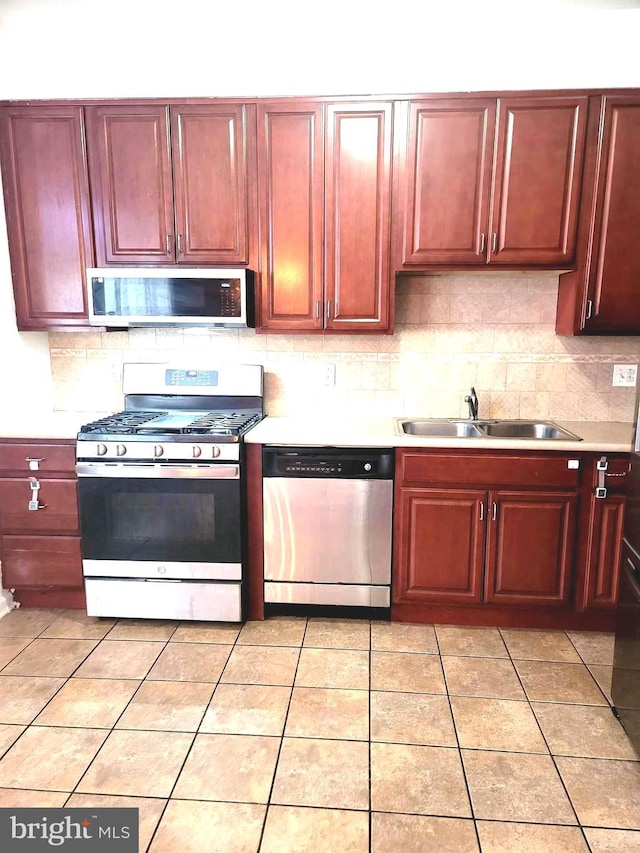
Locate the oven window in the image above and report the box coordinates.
[78,477,241,563]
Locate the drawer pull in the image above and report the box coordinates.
[26,457,44,471]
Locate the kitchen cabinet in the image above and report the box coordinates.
[394,449,586,625]
[0,105,94,330]
[396,95,588,268]
[257,101,394,332]
[556,94,640,334]
[0,440,84,608]
[86,103,255,266]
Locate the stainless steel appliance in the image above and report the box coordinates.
[76,363,263,621]
[612,385,640,754]
[263,447,394,608]
[86,268,254,328]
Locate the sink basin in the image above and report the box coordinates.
[477,421,582,441]
[397,420,485,437]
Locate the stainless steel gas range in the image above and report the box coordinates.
[75,363,263,622]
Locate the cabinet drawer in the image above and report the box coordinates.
[1,535,83,588]
[0,443,76,475]
[0,478,79,533]
[400,452,581,489]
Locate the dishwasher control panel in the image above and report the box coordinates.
[262,447,394,479]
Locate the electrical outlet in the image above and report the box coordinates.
[323,363,336,386]
[612,364,638,387]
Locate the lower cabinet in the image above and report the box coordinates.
[0,439,85,608]
[393,448,620,630]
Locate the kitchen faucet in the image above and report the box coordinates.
[465,387,479,420]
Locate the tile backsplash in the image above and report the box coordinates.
[49,274,639,422]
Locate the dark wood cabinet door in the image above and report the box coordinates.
[256,103,323,330]
[0,105,94,330]
[401,99,495,265]
[324,102,393,331]
[1,535,83,589]
[171,105,250,264]
[490,96,588,265]
[582,494,626,609]
[485,490,577,606]
[86,105,174,265]
[0,478,79,534]
[585,96,640,332]
[394,487,486,605]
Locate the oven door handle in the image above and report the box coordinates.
[75,463,240,480]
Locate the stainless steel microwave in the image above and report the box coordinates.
[86,268,254,328]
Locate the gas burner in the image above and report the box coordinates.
[80,411,168,434]
[184,412,263,435]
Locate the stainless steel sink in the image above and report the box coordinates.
[396,418,582,441]
[398,420,485,437]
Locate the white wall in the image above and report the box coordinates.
[0,0,639,415]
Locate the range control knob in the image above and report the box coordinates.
[96,443,108,456]
[115,444,127,457]
[211,445,221,458]
[153,445,164,458]
[192,445,202,458]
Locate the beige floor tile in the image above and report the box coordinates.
[442,656,525,699]
[462,750,577,824]
[0,608,62,638]
[583,827,640,852]
[556,756,640,829]
[372,813,479,853]
[371,621,437,653]
[116,680,213,732]
[262,805,369,853]
[66,793,166,851]
[0,725,108,791]
[371,742,470,817]
[589,664,614,703]
[173,733,279,803]
[436,625,508,658]
[515,660,608,704]
[1,638,98,677]
[74,640,164,680]
[0,724,25,758]
[501,628,582,662]
[567,631,615,666]
[0,676,66,724]
[285,687,369,741]
[77,729,193,798]
[200,683,291,736]
[0,788,69,807]
[237,617,306,647]
[147,643,232,682]
[41,610,117,640]
[533,702,638,759]
[371,651,445,693]
[303,619,371,650]
[295,648,369,690]
[221,645,299,686]
[106,619,178,641]
[0,638,32,668]
[149,800,265,853]
[34,678,140,728]
[170,623,240,644]
[272,737,369,810]
[476,821,589,852]
[451,696,548,753]
[371,691,456,746]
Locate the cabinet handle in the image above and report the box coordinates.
[586,299,593,320]
[315,301,321,320]
[25,457,44,471]
[326,300,332,320]
[479,233,486,254]
[177,234,183,254]
[165,234,173,254]
[492,233,498,253]
[479,502,484,521]
[492,501,497,521]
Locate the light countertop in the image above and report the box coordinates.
[0,412,108,441]
[245,417,633,453]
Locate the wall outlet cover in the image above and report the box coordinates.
[612,364,638,387]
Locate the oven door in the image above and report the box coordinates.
[76,462,243,621]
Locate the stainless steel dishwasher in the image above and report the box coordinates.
[262,447,394,608]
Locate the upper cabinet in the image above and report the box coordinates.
[86,103,255,266]
[0,105,94,330]
[556,94,640,335]
[396,95,588,268]
[257,101,394,332]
